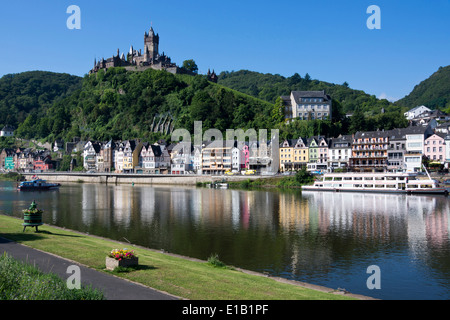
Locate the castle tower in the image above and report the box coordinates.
[144,26,159,63]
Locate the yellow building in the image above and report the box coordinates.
[293,138,309,167]
[279,139,294,172]
[280,138,308,172]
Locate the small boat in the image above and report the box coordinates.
[207,182,229,189]
[18,179,61,191]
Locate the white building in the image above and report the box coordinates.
[404,152,423,173]
[193,146,202,174]
[114,142,125,173]
[404,105,430,120]
[445,135,450,168]
[328,135,352,170]
[170,142,193,174]
[281,91,332,121]
[83,141,101,171]
[0,126,14,137]
[404,125,433,154]
[403,125,433,172]
[139,143,165,173]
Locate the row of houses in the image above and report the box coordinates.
[82,124,448,176]
[0,148,55,172]
[280,124,450,173]
[82,138,278,175]
[2,123,449,175]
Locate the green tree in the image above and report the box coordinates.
[271,97,285,124]
[182,59,199,74]
[295,167,314,185]
[349,107,366,133]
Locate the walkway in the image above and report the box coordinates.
[0,237,180,300]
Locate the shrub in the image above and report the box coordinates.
[0,253,104,300]
[207,254,227,268]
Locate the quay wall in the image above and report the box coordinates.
[22,173,262,186]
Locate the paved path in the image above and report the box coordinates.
[0,237,180,300]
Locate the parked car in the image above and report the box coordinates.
[244,170,256,175]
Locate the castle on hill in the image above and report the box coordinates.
[89,25,218,82]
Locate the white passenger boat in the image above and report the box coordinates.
[301,172,449,195]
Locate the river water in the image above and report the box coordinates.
[0,180,449,300]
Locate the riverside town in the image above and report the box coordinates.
[2,109,450,176]
[1,3,450,304]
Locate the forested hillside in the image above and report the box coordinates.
[14,67,276,143]
[2,67,419,145]
[396,65,450,111]
[217,70,406,115]
[0,71,82,129]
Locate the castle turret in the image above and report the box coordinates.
[207,69,218,83]
[144,26,159,62]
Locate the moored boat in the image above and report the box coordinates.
[301,172,449,195]
[18,179,61,191]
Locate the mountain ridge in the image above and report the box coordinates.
[396,65,450,110]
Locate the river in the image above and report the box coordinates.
[1,180,449,300]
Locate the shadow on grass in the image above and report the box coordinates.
[0,232,46,243]
[0,229,82,244]
[33,230,82,238]
[105,264,158,274]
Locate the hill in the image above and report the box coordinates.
[4,67,417,145]
[14,68,276,142]
[0,71,82,130]
[217,70,406,115]
[396,65,450,110]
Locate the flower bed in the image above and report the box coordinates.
[108,248,137,260]
[106,248,138,270]
[22,208,44,215]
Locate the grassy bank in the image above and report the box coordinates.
[0,215,357,300]
[0,172,24,181]
[227,169,315,189]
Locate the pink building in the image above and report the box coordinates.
[242,145,250,169]
[424,133,446,163]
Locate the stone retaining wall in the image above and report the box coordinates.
[22,173,261,186]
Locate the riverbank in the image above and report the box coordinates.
[0,214,369,300]
[0,172,24,181]
[20,170,313,190]
[21,172,262,186]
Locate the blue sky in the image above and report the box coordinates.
[0,0,449,102]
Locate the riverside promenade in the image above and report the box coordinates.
[21,172,261,186]
[0,236,180,300]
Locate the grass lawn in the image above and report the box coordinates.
[0,214,358,300]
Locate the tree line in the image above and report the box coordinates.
[2,67,411,147]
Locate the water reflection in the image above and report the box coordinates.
[1,181,449,299]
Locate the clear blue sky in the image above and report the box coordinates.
[0,0,449,102]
